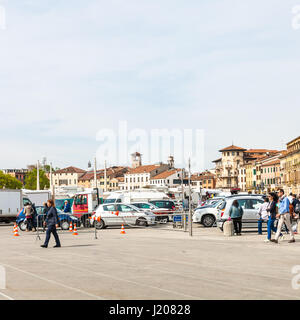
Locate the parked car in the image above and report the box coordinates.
[148,200,177,222]
[192,200,225,227]
[90,203,156,229]
[131,202,170,222]
[16,206,81,231]
[200,197,225,207]
[216,196,266,231]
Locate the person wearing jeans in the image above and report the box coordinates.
[258,197,269,235]
[272,189,295,244]
[229,200,244,236]
[265,193,279,242]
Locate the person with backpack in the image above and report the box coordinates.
[229,200,244,236]
[23,202,33,232]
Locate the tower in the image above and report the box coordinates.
[131,152,142,169]
[167,156,174,168]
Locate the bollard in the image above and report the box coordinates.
[223,220,234,236]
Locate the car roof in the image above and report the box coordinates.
[131,202,152,204]
[225,194,266,198]
[225,196,264,201]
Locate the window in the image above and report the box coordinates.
[232,152,235,156]
[236,199,263,210]
[103,205,116,211]
[118,204,136,212]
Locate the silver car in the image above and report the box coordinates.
[90,203,156,229]
[216,195,265,231]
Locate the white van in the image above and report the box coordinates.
[104,190,170,204]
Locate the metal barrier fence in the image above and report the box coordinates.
[19,211,195,242]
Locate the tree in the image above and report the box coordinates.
[24,168,50,190]
[0,171,23,189]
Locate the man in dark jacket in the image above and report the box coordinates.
[41,199,61,248]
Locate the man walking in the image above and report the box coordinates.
[272,189,295,244]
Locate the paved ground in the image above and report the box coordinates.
[0,223,300,300]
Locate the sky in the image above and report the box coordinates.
[0,0,299,171]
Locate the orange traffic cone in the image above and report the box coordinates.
[73,223,78,236]
[120,224,126,235]
[69,221,73,232]
[13,223,20,237]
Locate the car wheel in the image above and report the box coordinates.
[136,217,148,227]
[82,217,91,228]
[201,215,216,227]
[19,221,27,232]
[60,220,70,231]
[95,219,105,230]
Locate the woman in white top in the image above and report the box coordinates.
[258,197,269,235]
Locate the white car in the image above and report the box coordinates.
[90,203,156,229]
[216,195,265,231]
[192,200,225,227]
[130,202,171,222]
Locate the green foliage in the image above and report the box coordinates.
[0,171,23,189]
[24,168,50,190]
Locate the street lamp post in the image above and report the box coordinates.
[37,160,40,190]
[188,158,193,237]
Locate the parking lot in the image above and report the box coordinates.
[1,223,300,300]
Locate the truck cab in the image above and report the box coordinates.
[72,189,102,227]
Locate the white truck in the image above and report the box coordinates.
[104,190,170,204]
[23,190,51,206]
[0,189,32,223]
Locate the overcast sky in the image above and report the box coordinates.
[0,0,299,171]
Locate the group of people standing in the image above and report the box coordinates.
[258,189,299,243]
[228,189,300,242]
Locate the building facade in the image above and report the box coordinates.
[78,166,129,191]
[2,169,29,186]
[53,166,86,187]
[280,136,300,194]
[124,164,170,190]
[150,169,182,188]
[191,171,216,189]
[213,145,279,191]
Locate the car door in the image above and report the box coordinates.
[236,199,252,227]
[117,204,137,225]
[102,204,118,226]
[246,199,264,221]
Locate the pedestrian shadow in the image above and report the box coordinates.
[58,244,97,248]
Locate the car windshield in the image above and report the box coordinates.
[217,201,226,210]
[133,203,155,209]
[150,201,174,209]
[212,200,223,208]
